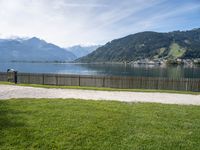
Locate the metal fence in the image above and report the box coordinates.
[0,72,200,92]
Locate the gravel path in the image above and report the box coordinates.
[0,85,200,105]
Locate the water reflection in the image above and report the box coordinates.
[0,62,199,79]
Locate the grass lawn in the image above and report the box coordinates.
[168,43,186,58]
[0,81,199,95]
[0,99,200,149]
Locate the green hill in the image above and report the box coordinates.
[76,28,200,63]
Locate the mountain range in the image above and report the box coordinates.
[76,28,200,63]
[1,28,200,63]
[0,37,100,62]
[0,37,76,62]
[66,45,100,58]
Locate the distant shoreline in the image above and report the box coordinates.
[0,60,199,67]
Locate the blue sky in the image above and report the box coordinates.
[0,0,199,46]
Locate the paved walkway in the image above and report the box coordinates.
[0,85,200,105]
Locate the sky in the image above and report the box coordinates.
[0,0,200,47]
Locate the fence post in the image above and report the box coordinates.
[103,77,105,87]
[56,75,58,85]
[186,78,188,91]
[28,74,30,84]
[79,75,80,86]
[14,71,18,84]
[42,74,45,85]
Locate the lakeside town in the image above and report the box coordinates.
[127,58,200,66]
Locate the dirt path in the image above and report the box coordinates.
[0,85,199,105]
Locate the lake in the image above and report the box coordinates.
[0,62,200,79]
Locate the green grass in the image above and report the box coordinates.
[0,81,199,95]
[168,43,186,58]
[0,99,200,149]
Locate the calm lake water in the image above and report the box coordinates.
[0,62,200,79]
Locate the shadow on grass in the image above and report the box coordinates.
[0,101,33,147]
[0,111,25,130]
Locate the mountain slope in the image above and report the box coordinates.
[76,28,200,63]
[67,45,100,58]
[0,37,76,62]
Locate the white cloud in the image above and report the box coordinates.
[0,0,199,47]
